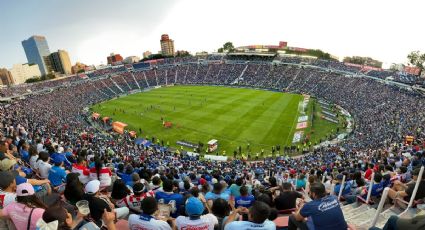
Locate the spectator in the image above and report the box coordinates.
[128,197,173,230]
[84,179,130,220]
[63,173,85,206]
[230,178,251,197]
[388,167,425,205]
[71,156,90,184]
[296,174,307,190]
[289,182,347,230]
[118,182,154,213]
[175,197,217,230]
[35,151,51,179]
[155,179,184,217]
[205,182,230,203]
[211,198,232,230]
[89,158,112,188]
[224,201,276,230]
[0,183,47,230]
[111,179,131,206]
[274,182,303,211]
[235,185,255,208]
[35,204,75,230]
[369,215,425,230]
[0,171,17,230]
[48,154,68,190]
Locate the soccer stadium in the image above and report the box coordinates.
[0,1,425,230]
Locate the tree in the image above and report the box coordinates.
[176,50,190,57]
[407,51,425,73]
[41,73,55,81]
[25,77,41,83]
[217,48,224,53]
[223,42,235,53]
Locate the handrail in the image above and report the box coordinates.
[398,166,425,217]
[366,173,375,204]
[338,175,346,201]
[369,187,390,228]
[407,166,424,208]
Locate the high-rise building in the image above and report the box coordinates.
[22,35,51,75]
[0,68,14,85]
[160,34,175,56]
[143,51,152,59]
[107,53,124,65]
[48,50,72,75]
[9,63,41,84]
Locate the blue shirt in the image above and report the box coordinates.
[20,150,29,162]
[48,166,67,187]
[334,181,352,196]
[296,179,306,189]
[51,153,72,168]
[205,191,230,201]
[235,195,255,208]
[229,184,252,197]
[155,192,184,217]
[300,195,347,230]
[117,172,133,186]
[370,182,384,197]
[15,174,27,185]
[224,220,276,230]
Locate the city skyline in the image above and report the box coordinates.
[1,0,424,69]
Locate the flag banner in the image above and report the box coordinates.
[298,115,308,122]
[292,131,304,143]
[296,122,308,129]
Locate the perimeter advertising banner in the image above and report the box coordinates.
[404,66,421,76]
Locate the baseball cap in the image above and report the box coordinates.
[185,197,204,216]
[85,180,101,194]
[0,171,15,190]
[336,174,344,180]
[17,183,35,196]
[0,158,17,171]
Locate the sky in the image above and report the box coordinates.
[0,0,424,69]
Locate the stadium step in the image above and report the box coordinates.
[343,204,370,219]
[232,64,249,84]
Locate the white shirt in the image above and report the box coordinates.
[0,190,17,208]
[35,160,52,179]
[128,214,172,230]
[176,214,218,230]
[224,220,276,230]
[36,143,45,153]
[30,155,38,169]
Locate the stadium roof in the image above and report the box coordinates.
[227,52,276,57]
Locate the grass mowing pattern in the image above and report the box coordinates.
[91,85,338,155]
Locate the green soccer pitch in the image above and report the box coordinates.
[91,85,342,156]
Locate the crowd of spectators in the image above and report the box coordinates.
[0,59,425,230]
